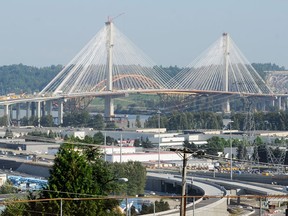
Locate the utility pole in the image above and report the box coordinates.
[170,148,205,216]
[230,121,233,180]
[157,110,161,169]
[104,132,107,162]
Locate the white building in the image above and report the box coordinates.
[150,133,184,147]
[102,146,136,154]
[105,151,181,163]
[62,130,85,140]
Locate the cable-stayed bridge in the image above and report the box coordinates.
[0,20,286,125]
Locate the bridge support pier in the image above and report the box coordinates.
[226,98,230,113]
[4,104,9,117]
[278,96,282,110]
[3,104,9,126]
[31,102,36,117]
[36,101,41,127]
[262,100,266,112]
[46,101,53,116]
[272,98,275,108]
[9,105,13,125]
[26,102,31,120]
[57,99,64,125]
[282,97,286,111]
[16,103,21,126]
[223,98,230,113]
[41,101,46,117]
[104,96,114,120]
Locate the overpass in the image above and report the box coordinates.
[145,172,288,215]
[146,172,228,216]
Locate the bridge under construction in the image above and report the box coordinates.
[0,19,287,126]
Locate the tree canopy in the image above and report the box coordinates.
[1,136,147,215]
[0,64,62,95]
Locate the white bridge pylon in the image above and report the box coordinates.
[174,33,273,95]
[40,21,173,96]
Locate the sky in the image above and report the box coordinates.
[0,0,287,68]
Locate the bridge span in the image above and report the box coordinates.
[0,88,287,127]
[1,21,288,125]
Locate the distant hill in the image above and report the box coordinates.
[252,63,286,79]
[0,64,62,95]
[0,63,285,95]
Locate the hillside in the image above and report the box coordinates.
[0,63,285,95]
[0,64,62,95]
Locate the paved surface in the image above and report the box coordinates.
[146,172,226,215]
[190,176,287,195]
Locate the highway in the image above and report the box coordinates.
[147,172,225,196]
[189,176,287,196]
[146,171,288,215]
[146,172,227,216]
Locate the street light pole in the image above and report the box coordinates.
[157,110,161,169]
[104,132,107,162]
[229,121,233,180]
[117,178,129,216]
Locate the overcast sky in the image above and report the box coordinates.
[0,0,287,68]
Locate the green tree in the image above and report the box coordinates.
[140,199,170,214]
[0,180,17,194]
[142,137,154,148]
[135,115,141,128]
[256,144,268,163]
[1,143,122,216]
[133,139,141,147]
[206,136,227,155]
[0,116,8,127]
[93,132,104,144]
[28,116,39,127]
[183,140,197,151]
[110,161,146,196]
[20,116,29,126]
[106,121,116,130]
[83,135,94,144]
[236,143,248,160]
[89,114,104,130]
[40,115,54,127]
[0,197,27,216]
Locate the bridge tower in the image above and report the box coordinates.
[104,18,114,120]
[223,33,231,113]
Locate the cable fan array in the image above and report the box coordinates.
[40,23,173,95]
[40,25,272,96]
[173,34,272,94]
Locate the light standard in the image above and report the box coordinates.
[117,178,129,216]
[157,110,161,169]
[104,132,107,162]
[229,121,234,180]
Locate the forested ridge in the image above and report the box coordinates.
[0,64,62,95]
[0,63,285,95]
